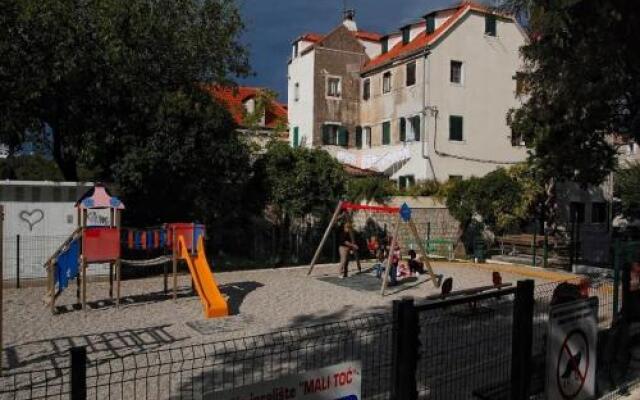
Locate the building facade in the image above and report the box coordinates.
[287,2,528,184]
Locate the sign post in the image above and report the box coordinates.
[214,361,362,400]
[546,297,598,400]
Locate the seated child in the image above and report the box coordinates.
[407,249,426,275]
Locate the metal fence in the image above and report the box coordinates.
[3,274,640,400]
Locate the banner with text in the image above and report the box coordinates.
[215,361,362,400]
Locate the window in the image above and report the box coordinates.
[382,121,391,145]
[399,175,415,190]
[591,202,607,224]
[511,130,526,147]
[383,71,392,94]
[293,127,299,148]
[356,126,363,149]
[363,127,372,148]
[363,78,370,100]
[401,27,410,45]
[337,127,349,146]
[425,15,435,33]
[381,37,388,54]
[569,202,586,224]
[449,115,463,141]
[406,61,416,86]
[326,77,341,98]
[322,124,339,145]
[485,15,496,36]
[449,175,463,182]
[400,116,420,142]
[450,61,463,84]
[410,116,420,141]
[294,82,300,102]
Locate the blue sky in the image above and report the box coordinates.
[238,0,458,102]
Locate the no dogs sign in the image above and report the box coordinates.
[546,297,598,400]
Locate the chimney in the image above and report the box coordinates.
[342,9,357,31]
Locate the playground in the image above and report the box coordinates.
[2,258,575,374]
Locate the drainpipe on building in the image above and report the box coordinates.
[421,49,437,180]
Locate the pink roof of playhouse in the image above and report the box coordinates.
[76,184,125,210]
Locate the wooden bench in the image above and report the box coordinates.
[498,234,559,256]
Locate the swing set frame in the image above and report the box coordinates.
[307,201,441,295]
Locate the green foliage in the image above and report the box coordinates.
[0,0,250,180]
[114,88,254,251]
[502,0,640,187]
[402,180,444,198]
[255,142,346,220]
[615,162,640,220]
[346,176,395,203]
[0,155,63,181]
[444,165,544,234]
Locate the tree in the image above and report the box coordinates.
[114,88,254,252]
[346,176,396,204]
[445,165,544,235]
[0,0,250,181]
[0,155,63,181]
[499,0,640,232]
[502,0,639,188]
[615,162,640,221]
[253,142,346,261]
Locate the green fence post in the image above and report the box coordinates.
[613,239,620,322]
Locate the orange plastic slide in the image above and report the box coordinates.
[178,235,229,318]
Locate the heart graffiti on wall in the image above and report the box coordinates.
[19,209,44,231]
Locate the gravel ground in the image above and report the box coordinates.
[1,261,570,374]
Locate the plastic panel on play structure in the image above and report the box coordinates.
[166,223,206,253]
[83,227,120,262]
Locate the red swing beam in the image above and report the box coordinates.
[340,202,400,214]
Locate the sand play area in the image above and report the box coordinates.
[2,260,575,374]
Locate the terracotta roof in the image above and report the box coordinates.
[354,30,383,42]
[204,85,288,130]
[299,33,323,43]
[363,4,468,71]
[363,1,514,72]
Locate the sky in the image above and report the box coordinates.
[238,0,457,102]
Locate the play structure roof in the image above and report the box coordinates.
[76,184,125,210]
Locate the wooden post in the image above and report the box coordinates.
[0,205,4,374]
[308,201,343,276]
[109,262,113,299]
[532,225,537,267]
[408,219,439,288]
[381,213,402,296]
[81,256,87,312]
[172,228,177,301]
[115,259,121,309]
[347,213,361,273]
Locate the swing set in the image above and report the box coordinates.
[308,201,442,295]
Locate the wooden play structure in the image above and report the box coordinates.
[308,201,441,295]
[43,184,228,318]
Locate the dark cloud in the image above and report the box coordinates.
[237,0,457,101]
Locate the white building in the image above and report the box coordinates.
[287,2,528,185]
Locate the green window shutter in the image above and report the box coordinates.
[400,118,406,142]
[449,116,463,141]
[407,175,415,187]
[382,38,388,54]
[355,126,363,149]
[426,15,435,34]
[322,125,331,145]
[382,122,390,145]
[293,127,299,148]
[485,15,496,36]
[412,117,421,141]
[338,127,348,147]
[399,176,407,189]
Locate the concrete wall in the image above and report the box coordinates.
[0,181,110,280]
[288,48,315,147]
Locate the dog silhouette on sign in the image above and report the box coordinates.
[561,352,582,380]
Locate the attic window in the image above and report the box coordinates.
[485,15,496,36]
[425,15,435,34]
[401,27,410,45]
[381,37,388,54]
